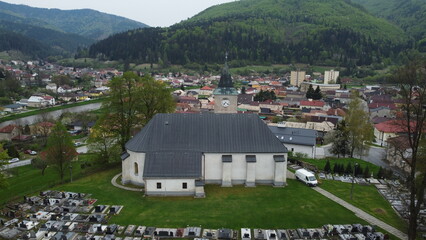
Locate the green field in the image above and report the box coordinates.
[53,167,366,229]
[0,155,102,205]
[320,180,407,232]
[0,162,407,235]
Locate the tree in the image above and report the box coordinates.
[103,72,175,151]
[254,90,277,102]
[391,56,426,240]
[377,166,384,179]
[345,91,373,158]
[306,84,315,99]
[0,143,10,189]
[328,120,350,157]
[345,162,352,175]
[31,157,47,176]
[363,165,370,178]
[313,86,322,100]
[87,114,120,163]
[324,159,331,173]
[41,122,77,182]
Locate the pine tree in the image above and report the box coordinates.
[313,86,322,100]
[306,84,315,99]
[377,166,384,179]
[345,162,353,175]
[333,163,338,174]
[324,159,331,173]
[363,166,370,178]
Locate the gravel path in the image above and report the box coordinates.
[111,173,143,192]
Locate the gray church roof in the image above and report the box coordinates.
[268,126,317,147]
[126,113,288,153]
[144,151,202,178]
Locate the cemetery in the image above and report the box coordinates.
[0,190,391,239]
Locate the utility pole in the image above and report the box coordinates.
[351,162,358,200]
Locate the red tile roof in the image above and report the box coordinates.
[300,100,325,107]
[374,120,418,133]
[0,124,18,133]
[368,103,397,110]
[200,86,213,90]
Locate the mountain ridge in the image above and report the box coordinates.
[0,1,149,40]
[88,0,410,67]
[350,0,426,40]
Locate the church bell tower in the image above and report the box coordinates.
[214,55,238,113]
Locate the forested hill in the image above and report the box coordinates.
[0,1,148,41]
[350,0,426,41]
[88,0,410,67]
[0,20,92,53]
[0,30,52,58]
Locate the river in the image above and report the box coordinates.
[0,102,103,128]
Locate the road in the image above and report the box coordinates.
[1,159,32,169]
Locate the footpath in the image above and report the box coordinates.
[314,187,407,240]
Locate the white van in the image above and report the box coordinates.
[295,168,318,186]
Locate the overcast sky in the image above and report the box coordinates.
[1,0,236,27]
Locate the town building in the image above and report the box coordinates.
[324,70,339,84]
[121,114,289,197]
[269,125,317,158]
[290,71,305,87]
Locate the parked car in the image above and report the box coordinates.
[295,168,318,187]
[74,142,82,147]
[24,150,37,155]
[8,158,19,163]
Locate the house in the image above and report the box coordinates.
[374,120,417,146]
[3,104,26,113]
[121,113,288,197]
[269,125,317,158]
[69,121,96,132]
[0,124,21,141]
[300,100,325,110]
[369,106,394,119]
[27,95,55,107]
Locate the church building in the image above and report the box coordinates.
[121,61,288,197]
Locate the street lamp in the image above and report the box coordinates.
[69,165,73,183]
[351,162,358,200]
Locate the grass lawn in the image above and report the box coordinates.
[53,167,369,229]
[320,180,407,232]
[0,154,103,206]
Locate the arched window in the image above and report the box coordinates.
[134,162,138,175]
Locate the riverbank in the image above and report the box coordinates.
[0,98,106,124]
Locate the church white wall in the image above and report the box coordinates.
[122,151,145,186]
[204,153,287,185]
[285,144,316,158]
[145,179,195,196]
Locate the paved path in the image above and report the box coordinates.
[313,187,407,240]
[1,159,32,170]
[111,173,143,192]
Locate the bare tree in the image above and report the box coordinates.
[392,57,426,240]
